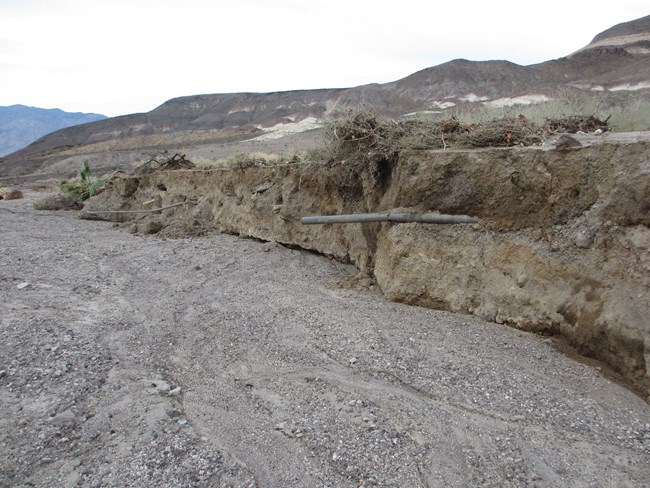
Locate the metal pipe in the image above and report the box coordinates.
[388,213,478,224]
[301,212,478,225]
[301,213,391,225]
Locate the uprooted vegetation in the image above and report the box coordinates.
[545,114,610,134]
[308,110,610,168]
[192,151,303,170]
[132,152,196,175]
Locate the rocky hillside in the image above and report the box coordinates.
[1,14,649,172]
[538,15,650,91]
[0,105,105,157]
[588,13,650,51]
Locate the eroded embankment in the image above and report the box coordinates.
[84,141,650,397]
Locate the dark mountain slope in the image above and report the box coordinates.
[591,14,650,43]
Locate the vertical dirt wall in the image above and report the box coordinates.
[84,141,650,396]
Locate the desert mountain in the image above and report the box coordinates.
[586,13,650,52]
[2,14,649,169]
[0,105,106,157]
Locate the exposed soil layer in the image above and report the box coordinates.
[1,191,649,487]
[83,133,650,397]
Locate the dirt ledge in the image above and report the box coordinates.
[84,136,650,397]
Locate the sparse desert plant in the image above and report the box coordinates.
[448,89,606,126]
[59,161,105,201]
[606,98,650,132]
[450,91,650,132]
[196,151,301,169]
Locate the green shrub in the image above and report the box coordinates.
[59,161,105,201]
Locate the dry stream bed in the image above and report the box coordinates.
[0,190,648,487]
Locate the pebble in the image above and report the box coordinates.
[349,357,358,365]
[575,232,592,249]
[152,380,171,393]
[166,409,182,418]
[555,134,582,150]
[168,387,182,397]
[17,282,30,290]
[516,271,529,287]
[51,409,75,426]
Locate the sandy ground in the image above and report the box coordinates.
[1,190,649,488]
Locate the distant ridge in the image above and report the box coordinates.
[591,14,650,44]
[0,105,106,156]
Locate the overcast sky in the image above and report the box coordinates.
[1,0,648,117]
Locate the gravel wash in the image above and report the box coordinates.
[1,192,648,487]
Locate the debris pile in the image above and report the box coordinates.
[320,110,611,166]
[463,115,545,148]
[134,153,195,175]
[545,114,610,134]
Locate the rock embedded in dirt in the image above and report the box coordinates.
[555,134,582,149]
[143,219,163,235]
[166,409,182,418]
[50,409,76,426]
[515,271,530,287]
[575,231,592,248]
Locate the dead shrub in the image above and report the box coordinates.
[461,115,545,147]
[33,193,83,210]
[0,187,24,200]
[134,153,195,175]
[545,114,610,133]
[313,110,546,167]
